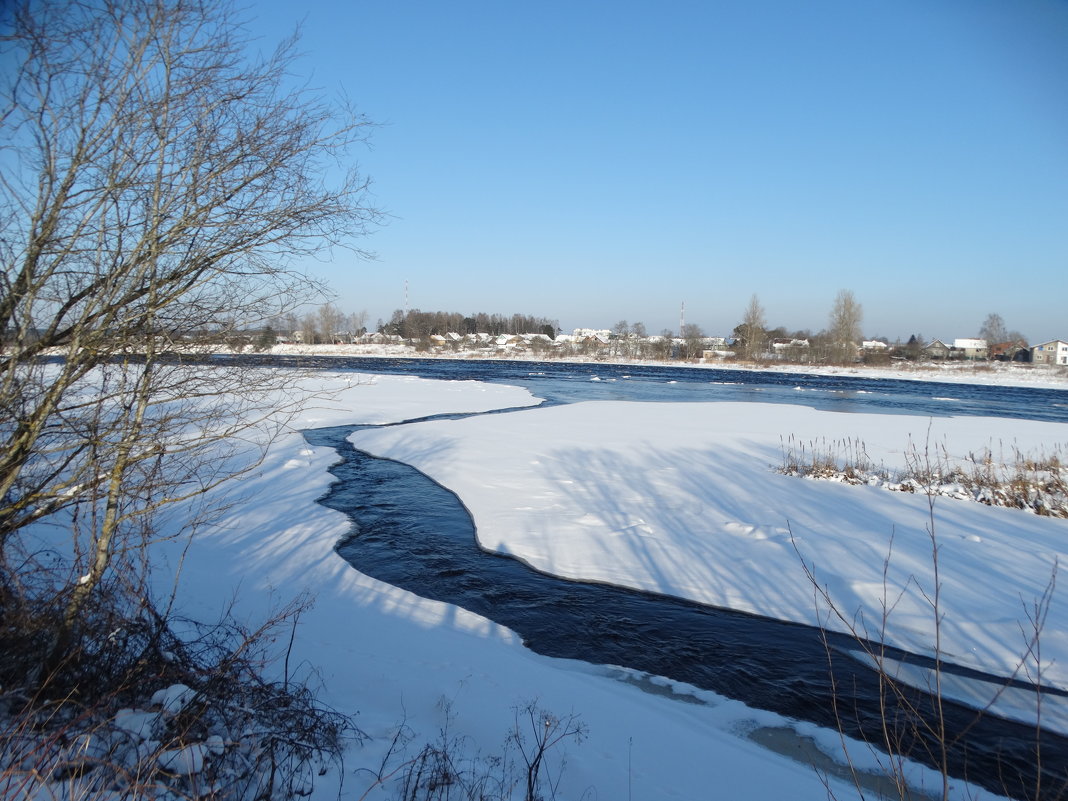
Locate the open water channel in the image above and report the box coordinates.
[251,356,1068,799]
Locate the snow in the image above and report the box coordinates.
[348,403,1068,691]
[151,684,197,716]
[715,359,1068,390]
[145,369,1068,800]
[158,743,207,775]
[114,709,159,740]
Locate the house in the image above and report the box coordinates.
[769,338,810,360]
[1031,340,1068,366]
[952,338,988,360]
[702,349,732,360]
[522,333,555,347]
[701,338,734,360]
[922,339,951,360]
[989,340,1029,362]
[572,332,609,353]
[571,328,611,339]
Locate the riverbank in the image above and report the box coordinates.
[248,342,1068,391]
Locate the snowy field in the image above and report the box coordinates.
[157,368,1068,801]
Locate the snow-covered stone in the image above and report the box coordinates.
[158,743,207,775]
[150,684,196,716]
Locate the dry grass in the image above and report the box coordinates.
[356,699,586,801]
[780,435,890,485]
[780,435,1068,518]
[0,572,360,801]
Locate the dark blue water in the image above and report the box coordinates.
[227,354,1068,423]
[285,356,1068,799]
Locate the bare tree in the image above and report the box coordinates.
[318,302,343,344]
[737,294,767,361]
[828,289,863,363]
[346,309,369,340]
[301,311,321,345]
[0,0,378,659]
[649,329,674,360]
[511,701,586,801]
[277,311,302,342]
[978,313,1008,345]
[612,319,629,357]
[679,322,704,360]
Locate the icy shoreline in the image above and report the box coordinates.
[243,342,1068,390]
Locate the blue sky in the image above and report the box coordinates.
[251,0,1067,342]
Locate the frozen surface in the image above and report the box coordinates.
[350,400,1068,724]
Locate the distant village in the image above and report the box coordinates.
[218,303,1067,366]
[264,320,1068,367]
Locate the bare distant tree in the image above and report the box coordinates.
[318,302,343,344]
[648,329,674,360]
[302,312,321,345]
[347,310,369,339]
[629,321,648,357]
[0,0,378,658]
[613,320,630,357]
[828,290,863,363]
[738,294,767,361]
[978,313,1008,345]
[280,311,302,341]
[680,323,705,359]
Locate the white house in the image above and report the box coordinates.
[952,338,988,360]
[572,328,612,339]
[772,338,810,353]
[1031,340,1068,366]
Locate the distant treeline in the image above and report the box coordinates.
[380,309,559,339]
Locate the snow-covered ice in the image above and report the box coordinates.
[350,401,1068,690]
